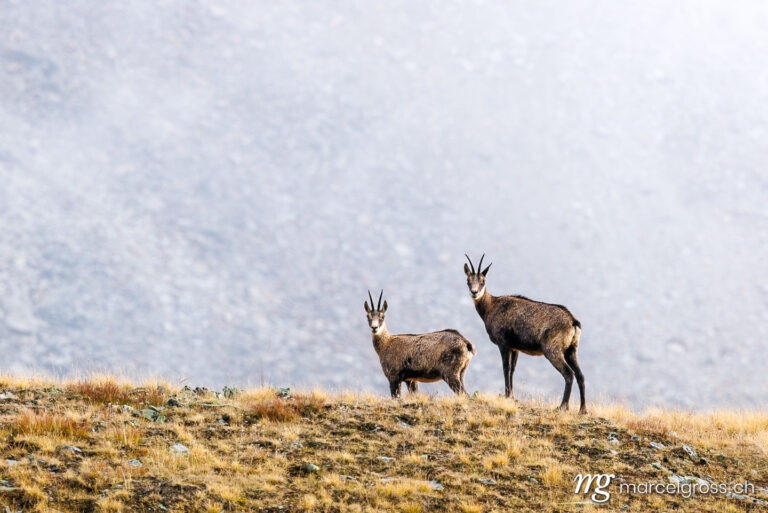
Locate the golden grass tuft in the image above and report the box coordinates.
[67,378,168,406]
[540,461,566,486]
[241,391,326,422]
[13,408,90,439]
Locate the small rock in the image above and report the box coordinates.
[127,459,143,467]
[428,480,444,491]
[682,444,697,459]
[61,445,82,454]
[139,408,157,420]
[377,456,395,462]
[291,441,304,448]
[0,392,18,401]
[303,463,320,474]
[479,478,497,485]
[276,387,292,398]
[200,402,230,408]
[339,475,358,482]
[726,493,768,506]
[528,477,540,485]
[669,475,708,487]
[169,443,189,455]
[698,457,708,465]
[609,437,620,445]
[398,421,410,429]
[631,435,640,441]
[139,407,167,423]
[222,386,240,398]
[1,481,17,492]
[667,430,679,438]
[4,459,19,466]
[649,442,665,450]
[166,398,183,407]
[668,474,685,485]
[609,450,618,455]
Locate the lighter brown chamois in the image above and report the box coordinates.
[464,254,587,414]
[364,290,476,398]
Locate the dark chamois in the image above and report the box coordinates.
[365,290,476,398]
[464,255,586,413]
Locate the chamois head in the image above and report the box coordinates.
[364,289,388,335]
[464,253,492,300]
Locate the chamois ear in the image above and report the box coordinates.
[382,300,388,313]
[364,301,371,313]
[464,263,471,276]
[481,263,492,276]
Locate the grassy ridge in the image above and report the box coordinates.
[0,376,767,512]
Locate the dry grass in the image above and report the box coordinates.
[67,378,168,407]
[0,378,766,512]
[13,408,91,439]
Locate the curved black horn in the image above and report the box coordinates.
[478,253,485,272]
[465,253,475,274]
[377,290,383,310]
[368,290,375,309]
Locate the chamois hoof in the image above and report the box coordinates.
[579,407,588,415]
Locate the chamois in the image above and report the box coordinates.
[464,255,587,413]
[364,290,476,398]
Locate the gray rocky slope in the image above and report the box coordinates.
[1,1,767,408]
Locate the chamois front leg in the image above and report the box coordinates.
[406,381,418,394]
[507,348,519,399]
[499,346,512,398]
[389,380,402,398]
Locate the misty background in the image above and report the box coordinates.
[1,1,767,409]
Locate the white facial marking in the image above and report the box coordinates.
[472,286,486,300]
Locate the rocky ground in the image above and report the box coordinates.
[1,377,767,512]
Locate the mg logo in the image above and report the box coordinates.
[573,473,615,503]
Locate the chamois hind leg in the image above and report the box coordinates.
[389,380,402,399]
[406,381,418,394]
[444,373,467,396]
[564,346,586,414]
[544,349,574,411]
[459,362,468,391]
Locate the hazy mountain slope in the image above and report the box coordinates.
[1,1,767,407]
